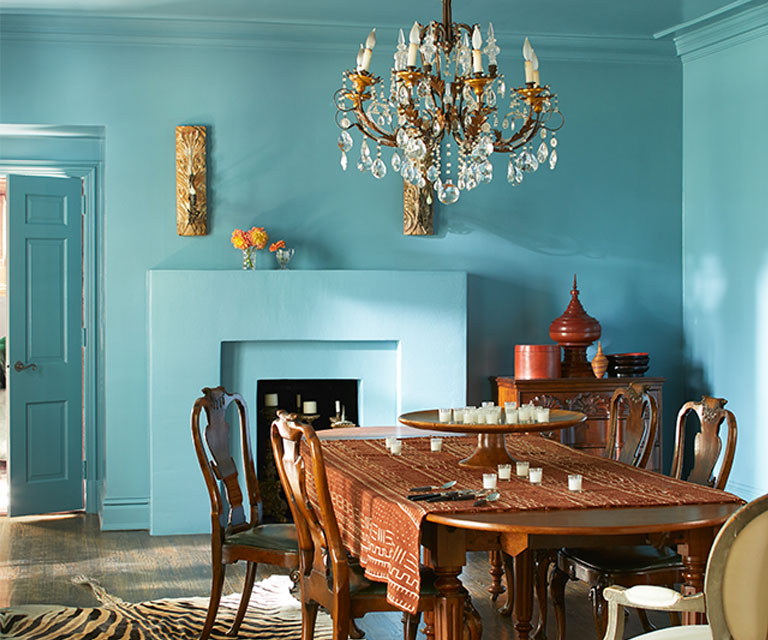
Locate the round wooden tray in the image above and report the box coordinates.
[398,409,586,467]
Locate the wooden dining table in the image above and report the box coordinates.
[316,427,744,640]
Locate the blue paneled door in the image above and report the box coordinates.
[7,175,84,516]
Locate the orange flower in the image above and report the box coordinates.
[269,240,286,253]
[231,229,249,250]
[249,227,268,250]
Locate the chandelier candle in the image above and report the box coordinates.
[334,0,564,205]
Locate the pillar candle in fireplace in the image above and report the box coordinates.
[303,400,317,414]
[265,393,278,407]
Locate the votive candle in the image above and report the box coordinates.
[516,461,530,477]
[385,436,397,451]
[483,473,498,490]
[505,408,519,424]
[535,406,551,423]
[529,467,543,484]
[568,474,583,492]
[498,464,512,480]
[438,408,452,423]
[430,437,443,452]
[453,407,466,423]
[390,439,403,455]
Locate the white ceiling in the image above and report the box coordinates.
[0,0,763,39]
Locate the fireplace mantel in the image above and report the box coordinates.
[147,269,467,535]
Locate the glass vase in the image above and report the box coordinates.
[242,247,255,270]
[275,247,294,270]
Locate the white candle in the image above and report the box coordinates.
[356,44,365,72]
[531,51,540,86]
[264,393,278,407]
[535,406,551,423]
[385,436,397,451]
[529,467,543,484]
[390,439,403,455]
[523,37,536,83]
[453,407,466,423]
[438,408,452,423]
[472,26,483,73]
[482,401,494,408]
[504,401,517,412]
[430,437,443,452]
[483,473,497,489]
[335,400,341,413]
[296,394,301,409]
[568,474,583,491]
[505,408,519,424]
[361,28,376,71]
[407,21,420,67]
[463,408,477,424]
[498,464,512,480]
[516,461,530,477]
[303,401,317,414]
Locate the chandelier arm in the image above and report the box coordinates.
[351,105,397,147]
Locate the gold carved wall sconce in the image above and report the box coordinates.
[176,125,207,236]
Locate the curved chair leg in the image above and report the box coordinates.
[589,581,610,639]
[533,550,554,640]
[498,551,515,616]
[549,566,569,640]
[302,600,319,640]
[488,550,505,601]
[200,563,226,640]
[404,612,421,640]
[227,561,257,636]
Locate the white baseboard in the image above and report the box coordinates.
[101,496,150,531]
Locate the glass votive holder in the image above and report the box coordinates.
[430,437,443,452]
[385,436,397,451]
[568,474,583,492]
[498,464,512,480]
[529,467,543,485]
[438,408,452,423]
[505,408,519,424]
[483,473,498,490]
[464,408,478,424]
[453,407,466,423]
[516,461,530,477]
[535,406,551,423]
[482,401,494,408]
[504,401,518,413]
[390,440,403,455]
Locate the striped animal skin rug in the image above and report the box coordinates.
[0,574,333,639]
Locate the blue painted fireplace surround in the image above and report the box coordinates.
[148,269,467,535]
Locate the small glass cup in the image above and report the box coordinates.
[498,464,512,480]
[438,408,452,423]
[505,408,519,424]
[529,467,543,485]
[463,408,478,424]
[390,440,403,455]
[430,437,443,452]
[385,436,397,451]
[482,401,494,408]
[483,473,498,490]
[568,474,583,492]
[516,461,530,477]
[452,407,466,423]
[504,401,518,413]
[535,406,551,423]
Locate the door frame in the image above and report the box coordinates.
[0,146,104,516]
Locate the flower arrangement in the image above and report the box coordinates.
[269,239,294,269]
[231,227,268,269]
[269,240,285,252]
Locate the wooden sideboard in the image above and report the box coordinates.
[492,377,665,472]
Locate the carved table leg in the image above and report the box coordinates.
[498,551,515,616]
[514,549,534,640]
[488,549,506,601]
[678,527,714,625]
[433,566,465,640]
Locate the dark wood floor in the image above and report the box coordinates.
[0,513,671,639]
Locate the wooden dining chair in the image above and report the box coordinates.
[271,410,446,640]
[531,382,658,639]
[601,491,768,640]
[550,395,737,640]
[192,386,299,640]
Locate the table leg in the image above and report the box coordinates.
[514,549,534,640]
[433,566,465,640]
[678,526,714,625]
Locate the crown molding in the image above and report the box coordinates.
[667,2,768,62]
[0,12,677,64]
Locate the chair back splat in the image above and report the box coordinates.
[604,382,659,468]
[670,396,737,490]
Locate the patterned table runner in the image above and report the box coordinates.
[317,434,741,614]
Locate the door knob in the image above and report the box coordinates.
[14,360,37,372]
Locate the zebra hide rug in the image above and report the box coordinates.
[0,574,333,639]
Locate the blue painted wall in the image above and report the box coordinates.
[0,19,684,528]
[681,27,768,500]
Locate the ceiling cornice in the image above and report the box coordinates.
[0,12,677,64]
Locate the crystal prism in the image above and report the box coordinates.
[537,142,549,163]
[438,182,460,205]
[391,151,402,172]
[338,129,353,153]
[426,164,439,182]
[340,116,351,129]
[549,149,558,170]
[550,136,558,148]
[371,157,387,179]
[340,151,348,171]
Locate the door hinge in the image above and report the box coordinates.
[82,459,87,479]
[82,327,87,348]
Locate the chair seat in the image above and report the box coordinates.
[631,625,711,639]
[225,523,298,552]
[561,545,681,573]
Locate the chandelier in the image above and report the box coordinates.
[334,0,564,205]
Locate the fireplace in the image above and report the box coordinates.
[147,269,466,535]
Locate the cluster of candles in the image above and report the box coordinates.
[438,401,551,425]
[385,436,444,455]
[485,464,583,491]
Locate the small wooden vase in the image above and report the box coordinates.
[591,341,608,378]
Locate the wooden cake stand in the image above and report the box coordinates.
[398,409,586,468]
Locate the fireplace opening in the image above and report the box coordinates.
[255,378,359,522]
